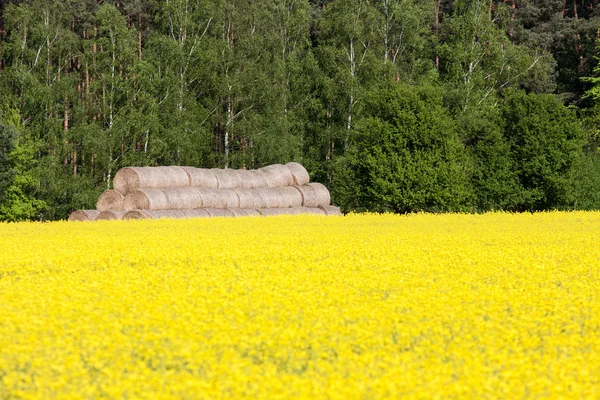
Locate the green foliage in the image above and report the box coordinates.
[439,1,554,111]
[0,122,47,221]
[572,153,600,210]
[333,83,472,213]
[0,124,17,200]
[501,90,584,210]
[458,108,523,211]
[0,0,598,219]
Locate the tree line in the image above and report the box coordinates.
[1,0,600,220]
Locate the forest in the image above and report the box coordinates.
[1,0,600,221]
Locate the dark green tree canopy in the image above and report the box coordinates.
[0,123,17,201]
[0,0,599,219]
[334,83,472,213]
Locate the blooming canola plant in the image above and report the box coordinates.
[1,212,599,398]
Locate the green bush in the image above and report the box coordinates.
[501,91,584,211]
[333,83,473,213]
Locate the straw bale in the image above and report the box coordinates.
[229,208,250,217]
[123,210,152,220]
[244,209,261,217]
[306,183,331,206]
[204,208,235,217]
[318,205,342,216]
[278,186,303,208]
[124,210,190,220]
[259,164,294,187]
[114,166,190,193]
[163,188,204,210]
[96,190,125,211]
[183,209,210,218]
[285,162,310,186]
[255,188,284,208]
[220,189,240,209]
[237,169,268,188]
[266,188,295,208]
[207,188,227,209]
[68,210,100,222]
[97,210,128,220]
[233,188,255,209]
[292,185,318,207]
[195,188,219,208]
[151,210,189,219]
[282,207,301,215]
[293,207,326,216]
[211,168,242,189]
[182,167,218,188]
[124,189,169,211]
[250,189,267,209]
[257,208,282,216]
[257,208,300,216]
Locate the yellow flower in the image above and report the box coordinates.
[0,212,599,398]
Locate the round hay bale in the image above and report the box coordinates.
[278,186,303,208]
[204,208,235,218]
[292,185,318,207]
[209,189,228,209]
[211,168,242,189]
[183,209,210,218]
[97,210,128,220]
[255,188,283,208]
[123,210,153,220]
[229,208,250,217]
[114,166,189,193]
[281,207,302,215]
[251,189,267,209]
[244,209,261,217]
[293,207,326,216]
[163,188,204,210]
[182,167,218,188]
[68,210,100,222]
[96,190,125,211]
[124,189,169,211]
[306,182,331,205]
[238,169,268,188]
[195,188,219,208]
[318,205,342,216]
[256,208,280,216]
[285,162,310,186]
[268,187,297,208]
[220,189,240,209]
[257,208,299,216]
[151,210,189,219]
[233,188,255,209]
[259,164,294,187]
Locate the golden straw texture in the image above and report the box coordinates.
[67,210,100,221]
[114,166,190,192]
[96,210,128,220]
[182,167,218,189]
[96,190,125,212]
[285,162,310,186]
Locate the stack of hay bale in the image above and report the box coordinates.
[68,163,342,221]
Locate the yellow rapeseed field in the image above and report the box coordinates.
[1,212,599,399]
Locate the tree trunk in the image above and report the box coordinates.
[574,0,585,74]
[326,108,333,162]
[73,148,77,176]
[138,14,143,61]
[225,93,232,168]
[64,96,69,167]
[435,0,441,71]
